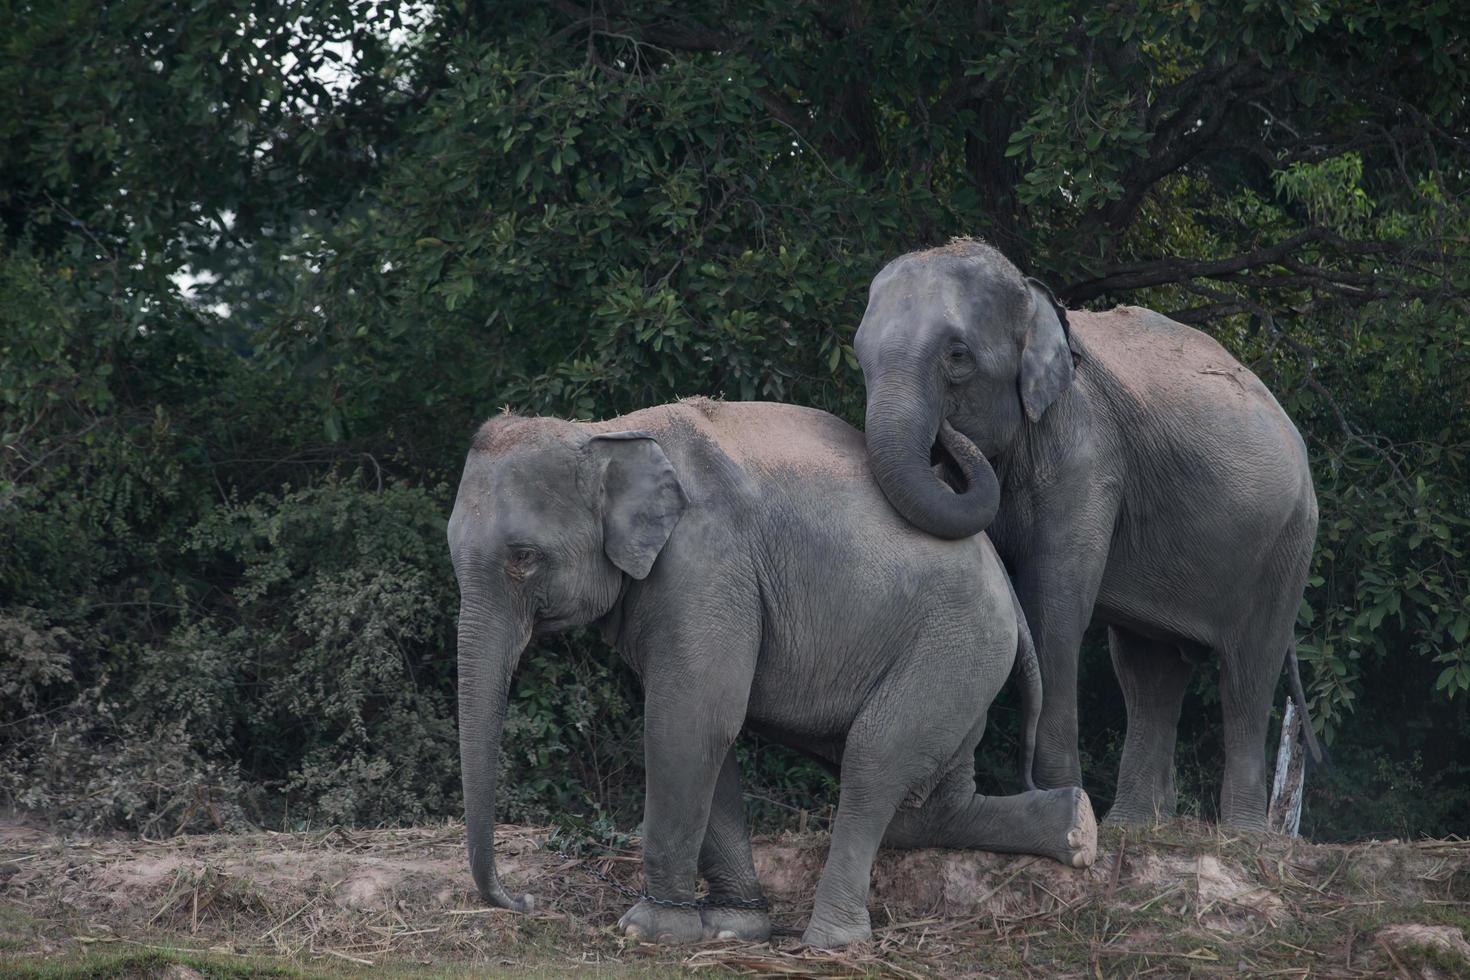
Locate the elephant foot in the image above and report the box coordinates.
[617,900,703,944]
[1103,777,1178,828]
[1101,808,1148,828]
[1040,786,1097,869]
[801,908,871,949]
[1218,813,1269,835]
[700,904,772,941]
[1102,803,1172,828]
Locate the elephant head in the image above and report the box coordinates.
[854,240,1073,539]
[446,415,686,910]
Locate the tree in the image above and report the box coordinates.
[2,0,1466,839]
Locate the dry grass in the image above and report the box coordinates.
[2,816,1468,977]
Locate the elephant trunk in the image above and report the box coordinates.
[865,372,1000,539]
[457,592,534,913]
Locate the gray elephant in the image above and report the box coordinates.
[447,398,1097,948]
[854,238,1321,831]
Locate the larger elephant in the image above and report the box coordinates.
[447,398,1096,949]
[855,238,1320,831]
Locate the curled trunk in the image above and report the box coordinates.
[865,374,1000,539]
[457,596,534,912]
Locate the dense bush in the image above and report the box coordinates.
[1,0,1466,841]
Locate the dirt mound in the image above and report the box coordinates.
[3,818,1468,977]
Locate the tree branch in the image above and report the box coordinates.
[1061,228,1331,303]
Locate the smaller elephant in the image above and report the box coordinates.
[448,398,1097,948]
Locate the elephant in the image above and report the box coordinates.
[447,397,1098,949]
[854,238,1322,832]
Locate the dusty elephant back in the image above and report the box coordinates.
[593,397,1003,590]
[1070,306,1313,494]
[593,397,866,478]
[614,399,982,533]
[1072,307,1303,441]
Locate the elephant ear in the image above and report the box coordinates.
[586,431,688,580]
[1018,277,1076,423]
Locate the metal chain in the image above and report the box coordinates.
[556,848,770,911]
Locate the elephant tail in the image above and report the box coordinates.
[1286,641,1328,769]
[1010,587,1042,792]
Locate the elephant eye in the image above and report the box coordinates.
[947,344,969,361]
[507,546,540,575]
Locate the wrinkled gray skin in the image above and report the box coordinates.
[856,240,1320,832]
[448,398,1097,948]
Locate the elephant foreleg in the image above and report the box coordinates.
[618,635,756,944]
[696,745,770,941]
[1013,544,1109,791]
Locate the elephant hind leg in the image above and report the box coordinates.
[1215,519,1315,832]
[1216,622,1295,832]
[802,667,986,948]
[883,773,1098,869]
[1103,627,1194,826]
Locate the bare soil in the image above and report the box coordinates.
[2,816,1468,977]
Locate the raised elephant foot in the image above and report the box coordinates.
[1043,786,1098,868]
[700,904,772,941]
[801,907,871,949]
[617,900,703,943]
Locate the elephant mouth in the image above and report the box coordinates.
[928,422,988,496]
[929,437,966,493]
[531,615,576,638]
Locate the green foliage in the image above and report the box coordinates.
[1304,745,1470,841]
[1273,154,1375,231]
[1,0,1467,842]
[270,42,899,454]
[496,635,642,825]
[180,480,462,826]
